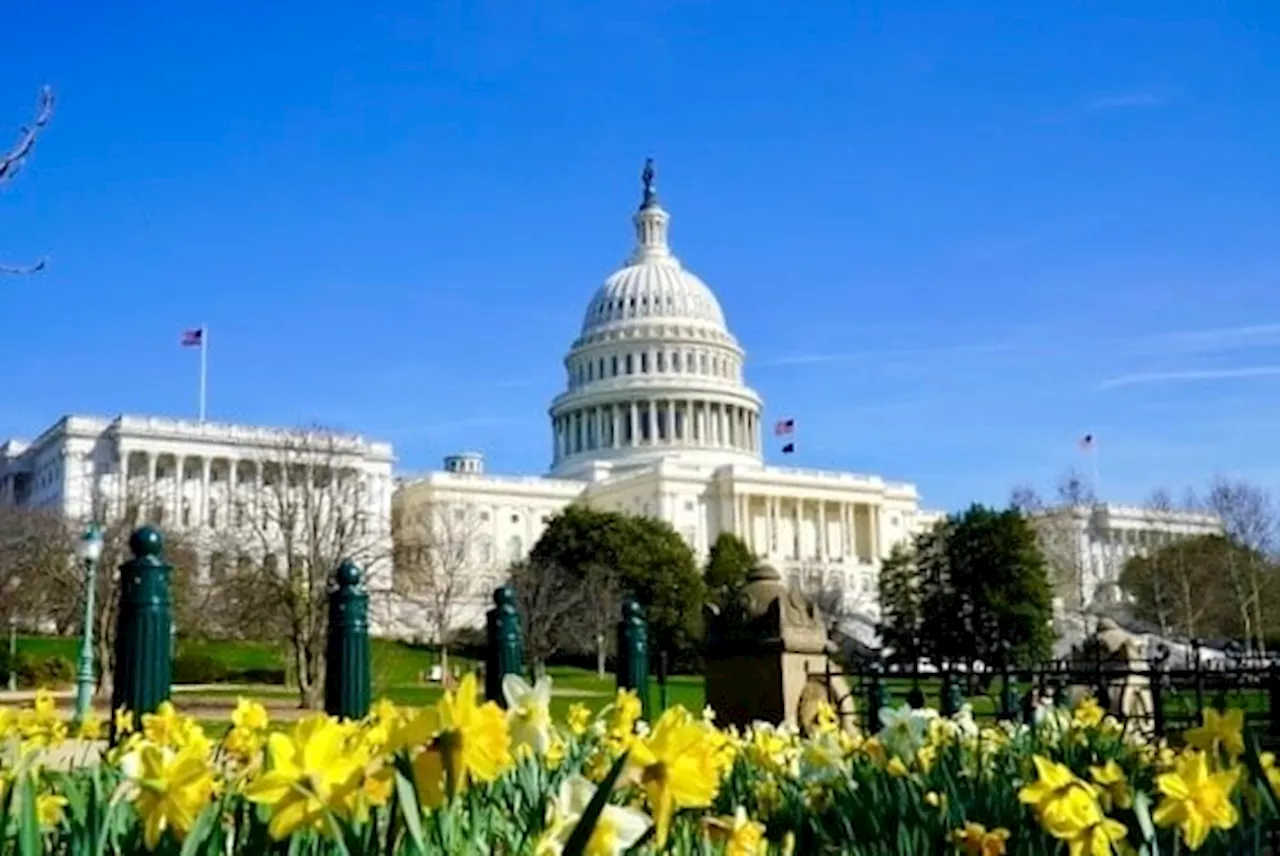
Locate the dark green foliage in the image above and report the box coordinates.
[703,533,756,606]
[0,651,74,688]
[530,505,706,662]
[876,543,922,663]
[886,504,1055,666]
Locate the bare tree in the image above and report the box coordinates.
[0,505,71,630]
[570,565,623,679]
[392,500,488,680]
[2,86,54,274]
[226,428,390,708]
[1204,477,1276,653]
[508,560,582,672]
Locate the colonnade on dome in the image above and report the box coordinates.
[551,396,761,464]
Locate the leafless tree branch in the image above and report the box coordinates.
[2,86,54,275]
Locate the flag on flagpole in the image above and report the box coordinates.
[781,442,795,454]
[181,328,204,347]
[1078,433,1095,452]
[774,418,795,436]
[181,326,209,422]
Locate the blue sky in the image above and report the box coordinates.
[3,1,1279,513]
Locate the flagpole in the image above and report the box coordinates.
[198,324,208,423]
[1091,440,1101,501]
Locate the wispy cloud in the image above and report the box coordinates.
[1119,323,1280,356]
[1099,366,1280,390]
[1086,91,1168,111]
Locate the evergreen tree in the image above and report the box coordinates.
[876,542,922,664]
[916,505,1055,666]
[704,532,756,606]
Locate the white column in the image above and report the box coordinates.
[172,456,183,526]
[817,501,826,560]
[201,458,211,528]
[228,459,239,529]
[793,497,802,559]
[629,401,638,447]
[874,505,884,559]
[768,496,778,555]
[612,405,621,448]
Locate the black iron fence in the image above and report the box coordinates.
[825,645,1280,743]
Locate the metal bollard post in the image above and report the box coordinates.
[324,560,371,720]
[485,585,524,708]
[616,599,651,721]
[111,527,173,739]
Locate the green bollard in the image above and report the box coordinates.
[616,599,651,721]
[110,527,172,739]
[485,585,523,708]
[324,560,371,720]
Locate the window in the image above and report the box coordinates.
[685,500,694,512]
[611,355,618,376]
[480,510,490,522]
[454,508,465,522]
[625,354,633,374]
[208,501,218,528]
[640,353,649,373]
[510,513,520,523]
[479,540,493,564]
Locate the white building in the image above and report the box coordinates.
[395,162,942,630]
[1031,502,1223,613]
[0,414,396,594]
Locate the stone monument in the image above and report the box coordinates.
[705,564,855,734]
[1070,617,1155,727]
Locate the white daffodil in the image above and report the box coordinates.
[877,704,927,759]
[503,673,554,755]
[543,775,652,856]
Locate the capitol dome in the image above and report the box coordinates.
[549,161,764,479]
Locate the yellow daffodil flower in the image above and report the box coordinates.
[628,707,723,846]
[1089,760,1133,811]
[1153,749,1240,850]
[242,714,362,839]
[951,822,1010,856]
[131,744,217,850]
[567,703,592,737]
[703,806,768,856]
[230,698,269,732]
[1072,696,1105,730]
[35,792,67,830]
[1184,708,1245,762]
[405,673,511,807]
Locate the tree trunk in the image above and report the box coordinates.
[596,633,606,679]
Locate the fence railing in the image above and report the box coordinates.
[827,649,1280,742]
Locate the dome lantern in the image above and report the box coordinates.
[628,157,672,264]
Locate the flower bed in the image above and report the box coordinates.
[1,677,1277,854]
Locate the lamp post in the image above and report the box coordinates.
[73,525,104,726]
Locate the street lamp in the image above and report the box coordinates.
[73,525,104,726]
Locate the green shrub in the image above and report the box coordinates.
[3,652,75,688]
[172,651,229,684]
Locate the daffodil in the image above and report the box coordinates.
[231,698,269,732]
[1073,696,1105,729]
[1184,708,1245,761]
[538,775,651,856]
[242,714,363,839]
[703,806,768,856]
[35,792,67,830]
[405,672,511,807]
[628,707,723,846]
[76,711,104,741]
[567,703,592,737]
[1089,760,1133,811]
[1018,755,1102,840]
[504,674,553,755]
[130,744,217,849]
[951,822,1010,856]
[114,707,135,737]
[878,704,927,759]
[1153,749,1240,850]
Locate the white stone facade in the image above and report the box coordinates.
[394,164,940,634]
[1031,503,1224,612]
[0,415,396,595]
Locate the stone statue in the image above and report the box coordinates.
[1070,617,1155,729]
[641,157,657,207]
[705,564,855,734]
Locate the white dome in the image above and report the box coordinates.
[548,160,764,479]
[580,257,726,335]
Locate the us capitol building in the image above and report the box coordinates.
[395,162,944,626]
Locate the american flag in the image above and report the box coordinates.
[781,442,795,454]
[181,328,204,347]
[774,418,795,436]
[1078,433,1095,451]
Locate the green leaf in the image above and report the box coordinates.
[394,768,427,855]
[1133,789,1160,856]
[16,770,40,856]
[561,751,630,856]
[178,801,221,856]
